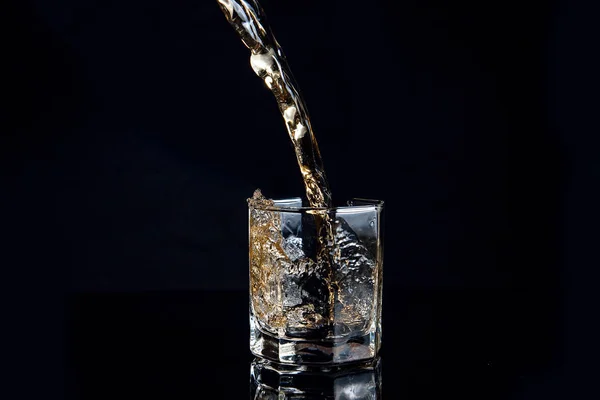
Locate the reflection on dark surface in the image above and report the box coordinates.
[250,357,381,399]
[69,289,561,399]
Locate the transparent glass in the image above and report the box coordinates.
[250,357,382,399]
[248,197,384,364]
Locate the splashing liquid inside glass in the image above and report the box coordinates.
[216,0,332,208]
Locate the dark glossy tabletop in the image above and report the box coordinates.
[68,288,562,399]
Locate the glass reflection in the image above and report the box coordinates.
[250,357,382,399]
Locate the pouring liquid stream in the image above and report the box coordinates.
[216,0,332,209]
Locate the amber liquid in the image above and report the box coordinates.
[218,0,343,331]
[216,0,332,208]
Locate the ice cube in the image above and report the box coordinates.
[282,235,304,262]
[333,217,378,329]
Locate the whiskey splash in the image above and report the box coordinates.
[216,0,332,208]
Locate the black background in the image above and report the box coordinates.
[2,0,599,398]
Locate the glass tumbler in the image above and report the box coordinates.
[248,196,384,364]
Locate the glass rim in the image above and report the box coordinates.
[248,197,385,213]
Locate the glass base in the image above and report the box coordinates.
[250,315,378,365]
